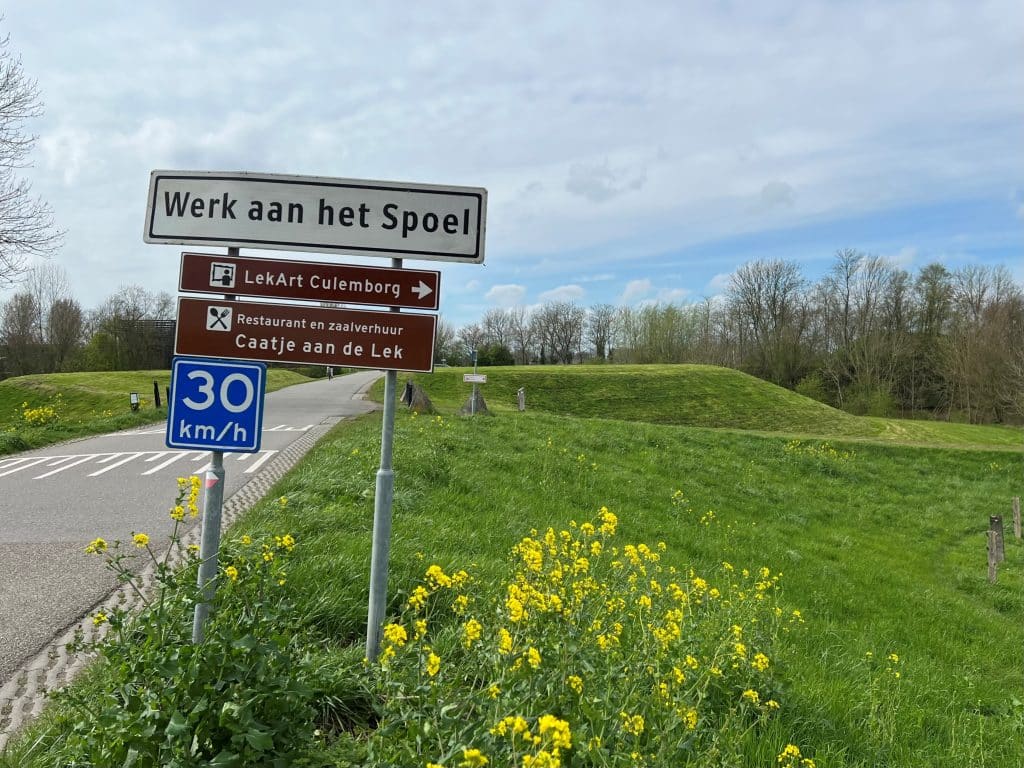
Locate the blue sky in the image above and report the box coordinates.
[4,1,1022,327]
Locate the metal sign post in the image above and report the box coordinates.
[366,258,402,661]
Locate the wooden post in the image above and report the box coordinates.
[987,530,998,583]
[1013,497,1021,540]
[989,515,1005,563]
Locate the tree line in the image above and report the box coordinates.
[0,262,175,375]
[445,250,1024,425]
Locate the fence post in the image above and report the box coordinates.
[517,387,525,412]
[1013,497,1021,540]
[989,515,1005,563]
[987,530,998,583]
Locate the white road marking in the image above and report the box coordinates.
[141,452,196,475]
[34,455,100,478]
[0,457,52,477]
[88,452,145,476]
[245,451,277,473]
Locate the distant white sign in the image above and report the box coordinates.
[144,170,487,263]
[463,373,487,383]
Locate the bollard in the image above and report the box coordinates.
[517,387,526,412]
[1014,497,1021,540]
[153,380,161,408]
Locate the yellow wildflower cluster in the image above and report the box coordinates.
[84,537,108,555]
[777,742,816,768]
[170,475,202,520]
[374,507,807,766]
[785,438,855,464]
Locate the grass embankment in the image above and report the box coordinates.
[6,385,1021,766]
[394,365,1024,450]
[0,368,311,454]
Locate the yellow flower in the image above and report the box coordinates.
[453,594,470,615]
[498,627,514,655]
[224,565,239,582]
[427,764,444,768]
[425,564,453,589]
[778,744,802,761]
[170,505,185,521]
[132,532,149,548]
[426,651,440,677]
[92,611,108,626]
[741,689,760,705]
[278,496,288,507]
[462,618,483,648]
[599,506,617,536]
[682,707,698,730]
[241,535,252,546]
[262,550,274,562]
[487,684,500,698]
[567,675,583,694]
[620,712,644,736]
[408,585,430,611]
[538,714,572,749]
[507,595,526,623]
[84,537,107,555]
[527,646,542,668]
[752,652,770,672]
[414,619,427,639]
[383,623,408,648]
[458,748,488,767]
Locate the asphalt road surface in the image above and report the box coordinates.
[0,370,381,684]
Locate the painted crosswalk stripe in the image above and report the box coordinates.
[0,457,52,477]
[34,455,100,479]
[88,452,145,477]
[141,451,199,475]
[245,451,277,473]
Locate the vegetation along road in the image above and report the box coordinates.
[0,370,380,689]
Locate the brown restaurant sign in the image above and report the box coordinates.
[175,297,436,373]
[179,252,441,310]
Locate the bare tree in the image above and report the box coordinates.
[480,308,513,349]
[725,259,808,385]
[585,303,616,361]
[433,316,460,364]
[533,302,585,364]
[0,32,62,286]
[508,306,535,365]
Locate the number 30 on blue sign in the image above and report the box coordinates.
[166,357,267,452]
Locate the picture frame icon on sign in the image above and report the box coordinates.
[210,262,235,288]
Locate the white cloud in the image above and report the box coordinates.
[706,273,733,294]
[539,284,585,303]
[485,284,527,306]
[620,278,651,303]
[755,181,796,211]
[884,246,918,269]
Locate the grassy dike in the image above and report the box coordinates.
[3,366,1022,765]
[0,369,311,454]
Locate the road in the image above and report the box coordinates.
[0,370,381,685]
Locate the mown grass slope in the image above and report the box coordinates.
[390,365,1023,449]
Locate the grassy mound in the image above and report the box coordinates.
[389,365,1023,449]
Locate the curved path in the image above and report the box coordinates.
[0,371,381,748]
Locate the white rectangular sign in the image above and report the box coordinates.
[144,170,486,263]
[463,373,487,383]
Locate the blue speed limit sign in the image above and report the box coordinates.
[166,357,267,452]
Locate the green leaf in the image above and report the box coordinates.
[245,729,275,751]
[165,709,189,738]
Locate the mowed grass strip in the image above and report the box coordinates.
[387,364,1024,450]
[231,406,1023,766]
[0,368,311,454]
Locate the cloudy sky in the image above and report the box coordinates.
[4,1,1022,327]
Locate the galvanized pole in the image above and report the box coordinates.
[366,257,402,661]
[192,246,237,644]
[192,450,225,642]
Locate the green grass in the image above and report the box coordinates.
[4,369,1023,766]
[241,409,1023,765]
[390,365,1024,450]
[0,368,311,454]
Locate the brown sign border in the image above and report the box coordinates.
[179,252,441,310]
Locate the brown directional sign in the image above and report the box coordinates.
[179,252,441,310]
[175,297,436,373]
